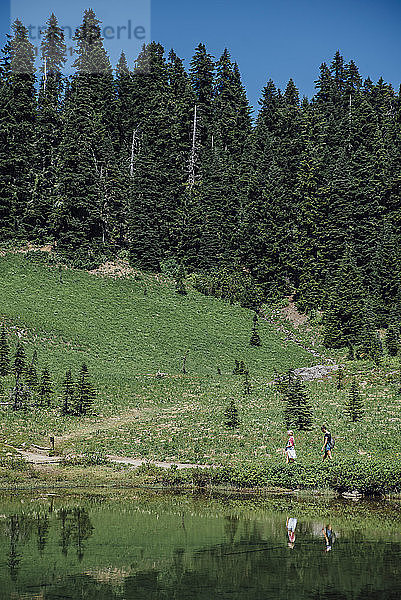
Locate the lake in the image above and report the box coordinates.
[0,489,399,599]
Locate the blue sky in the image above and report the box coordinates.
[1,0,401,112]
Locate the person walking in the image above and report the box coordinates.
[321,425,333,460]
[285,430,296,463]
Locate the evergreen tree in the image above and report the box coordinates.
[281,374,313,430]
[346,378,364,422]
[243,370,251,395]
[61,369,75,415]
[0,37,15,240]
[13,342,26,381]
[0,324,9,376]
[127,42,175,270]
[25,13,66,241]
[10,382,31,410]
[250,312,261,346]
[224,399,240,429]
[75,363,95,415]
[115,50,134,153]
[54,9,122,264]
[323,249,368,348]
[2,20,36,239]
[189,43,215,147]
[38,368,53,406]
[239,360,246,375]
[232,359,240,375]
[25,362,39,391]
[336,365,344,390]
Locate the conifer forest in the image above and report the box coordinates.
[2,9,401,354]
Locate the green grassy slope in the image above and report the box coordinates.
[0,253,316,463]
[0,252,400,472]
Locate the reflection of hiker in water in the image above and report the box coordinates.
[322,524,335,551]
[286,517,297,549]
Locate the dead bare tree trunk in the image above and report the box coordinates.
[130,128,141,178]
[188,105,198,189]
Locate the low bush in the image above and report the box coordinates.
[0,456,29,471]
[155,458,401,496]
[60,453,111,467]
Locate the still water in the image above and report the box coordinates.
[0,489,399,600]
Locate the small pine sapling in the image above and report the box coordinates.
[243,370,251,395]
[336,365,344,390]
[232,360,240,375]
[250,312,261,346]
[61,369,75,415]
[13,342,26,382]
[38,369,53,406]
[182,350,188,374]
[224,400,240,429]
[346,378,364,422]
[0,324,9,376]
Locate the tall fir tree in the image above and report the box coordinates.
[25,13,66,241]
[2,20,36,239]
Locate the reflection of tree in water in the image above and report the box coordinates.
[57,507,94,561]
[3,513,37,581]
[58,508,71,557]
[224,515,239,545]
[7,515,22,582]
[36,513,50,555]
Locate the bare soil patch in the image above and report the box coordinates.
[280,295,308,327]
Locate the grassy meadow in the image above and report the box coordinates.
[0,251,400,485]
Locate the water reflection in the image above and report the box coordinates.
[0,492,399,600]
[286,516,297,548]
[0,504,94,585]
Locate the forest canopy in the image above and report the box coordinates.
[1,10,401,352]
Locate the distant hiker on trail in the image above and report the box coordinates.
[321,425,333,460]
[285,430,296,463]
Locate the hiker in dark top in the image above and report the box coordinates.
[321,425,333,460]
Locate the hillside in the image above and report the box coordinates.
[0,251,400,476]
[0,252,318,465]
